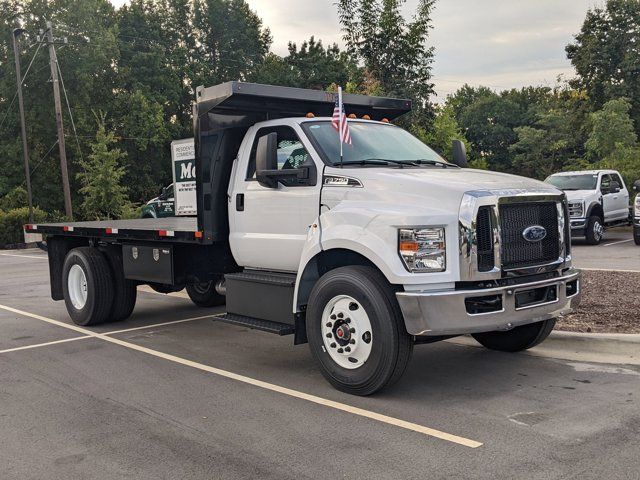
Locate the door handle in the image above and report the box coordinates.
[236,193,245,211]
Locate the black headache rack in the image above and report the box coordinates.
[194,81,412,242]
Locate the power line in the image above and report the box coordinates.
[56,57,84,166]
[0,40,44,132]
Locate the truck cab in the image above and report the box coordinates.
[27,82,581,395]
[545,170,630,244]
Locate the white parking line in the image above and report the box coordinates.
[0,336,91,354]
[0,302,482,449]
[602,239,633,247]
[0,253,47,260]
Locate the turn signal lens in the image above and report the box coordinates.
[398,228,446,272]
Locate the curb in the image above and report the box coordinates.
[447,330,640,366]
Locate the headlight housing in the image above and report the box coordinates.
[398,228,446,272]
[568,201,584,218]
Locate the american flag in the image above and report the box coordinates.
[332,87,352,145]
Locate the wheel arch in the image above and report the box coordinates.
[586,201,604,220]
[294,248,395,312]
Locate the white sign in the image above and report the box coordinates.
[171,138,197,216]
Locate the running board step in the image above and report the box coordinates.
[215,313,295,336]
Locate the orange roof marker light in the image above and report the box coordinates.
[194,231,203,239]
[381,118,390,123]
[362,114,371,120]
[348,113,357,119]
[306,112,315,118]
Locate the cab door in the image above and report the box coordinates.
[601,174,628,222]
[229,124,321,272]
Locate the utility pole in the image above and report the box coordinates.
[12,28,34,223]
[46,21,73,220]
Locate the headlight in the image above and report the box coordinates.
[399,228,446,272]
[568,201,584,218]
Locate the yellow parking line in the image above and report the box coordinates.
[0,303,483,449]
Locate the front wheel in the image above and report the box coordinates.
[634,226,640,245]
[185,278,225,307]
[471,319,556,352]
[585,215,604,245]
[306,266,413,396]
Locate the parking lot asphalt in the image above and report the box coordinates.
[571,226,640,271]
[1,250,639,479]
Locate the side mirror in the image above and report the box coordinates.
[256,133,279,188]
[633,180,640,192]
[451,140,468,168]
[611,181,621,193]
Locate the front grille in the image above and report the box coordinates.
[476,206,495,271]
[499,202,560,270]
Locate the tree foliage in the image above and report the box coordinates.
[77,112,129,220]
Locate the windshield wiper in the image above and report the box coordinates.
[338,159,406,167]
[411,159,459,168]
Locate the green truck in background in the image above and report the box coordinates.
[140,138,197,219]
[141,184,176,218]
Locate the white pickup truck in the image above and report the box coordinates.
[27,83,581,395]
[545,170,630,245]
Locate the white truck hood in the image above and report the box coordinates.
[324,167,560,214]
[562,190,594,202]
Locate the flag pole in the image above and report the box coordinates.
[339,86,344,168]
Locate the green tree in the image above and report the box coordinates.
[77,112,130,220]
[567,0,640,133]
[417,104,468,160]
[585,98,638,161]
[253,37,357,91]
[337,0,436,123]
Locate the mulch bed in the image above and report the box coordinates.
[557,270,640,334]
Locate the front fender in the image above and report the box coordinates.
[293,202,459,312]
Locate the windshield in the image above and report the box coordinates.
[545,174,598,191]
[303,121,448,167]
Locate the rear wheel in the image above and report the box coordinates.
[62,247,114,326]
[185,278,225,307]
[471,319,556,352]
[585,215,604,245]
[103,247,137,322]
[306,266,413,396]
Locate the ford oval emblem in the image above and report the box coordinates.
[522,225,547,242]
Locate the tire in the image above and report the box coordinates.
[185,278,225,307]
[634,227,640,246]
[585,215,604,245]
[471,319,556,352]
[103,247,137,322]
[306,266,413,396]
[62,247,114,326]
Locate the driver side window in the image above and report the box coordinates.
[600,174,611,192]
[246,126,311,187]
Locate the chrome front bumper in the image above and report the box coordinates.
[396,269,581,336]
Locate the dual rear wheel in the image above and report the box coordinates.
[62,247,137,326]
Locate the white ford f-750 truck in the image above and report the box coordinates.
[545,170,630,245]
[26,83,581,395]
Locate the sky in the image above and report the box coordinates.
[109,0,599,101]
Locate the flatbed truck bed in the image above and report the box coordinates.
[25,217,204,244]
